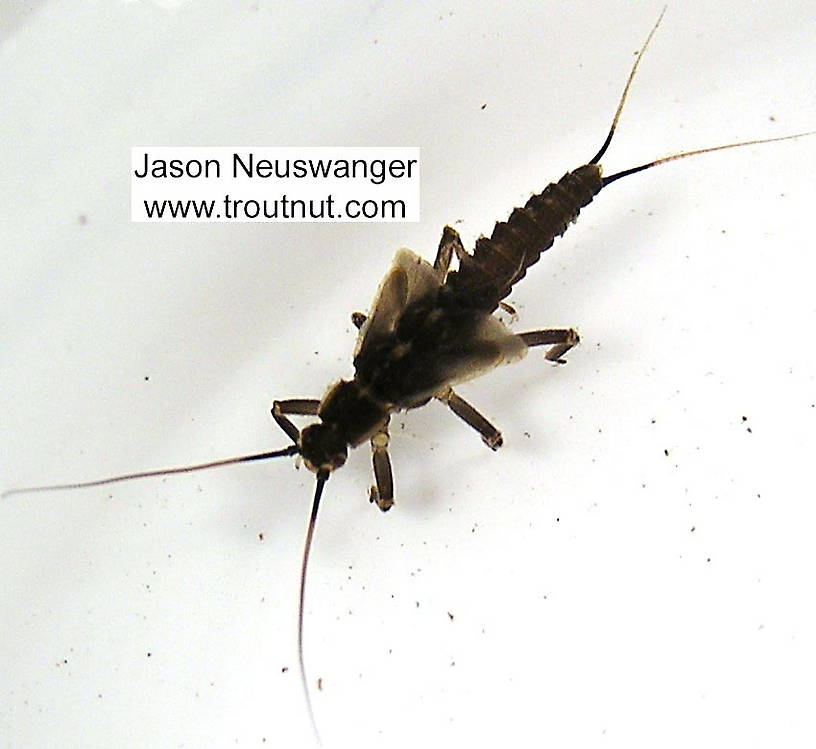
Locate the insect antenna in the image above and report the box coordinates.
[0,444,299,499]
[298,469,329,745]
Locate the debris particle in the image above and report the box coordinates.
[447,611,454,621]
[317,677,323,691]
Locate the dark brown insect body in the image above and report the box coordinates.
[3,10,813,745]
[294,165,603,504]
[446,165,602,311]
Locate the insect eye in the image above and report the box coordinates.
[299,423,348,473]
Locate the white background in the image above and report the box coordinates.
[2,2,815,748]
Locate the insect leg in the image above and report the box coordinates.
[272,399,320,443]
[518,328,580,364]
[437,387,503,450]
[356,229,467,327]
[434,225,467,278]
[368,423,394,512]
[499,301,517,318]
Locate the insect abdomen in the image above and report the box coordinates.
[445,164,603,310]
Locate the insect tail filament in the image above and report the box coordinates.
[602,131,816,186]
[589,6,666,166]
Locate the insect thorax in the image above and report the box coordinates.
[299,379,389,474]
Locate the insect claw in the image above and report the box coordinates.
[544,329,580,363]
[498,301,519,324]
[369,485,394,511]
[483,433,504,450]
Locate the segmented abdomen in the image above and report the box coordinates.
[444,164,604,311]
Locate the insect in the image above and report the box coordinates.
[3,9,813,744]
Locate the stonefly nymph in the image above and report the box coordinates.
[3,9,813,743]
